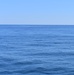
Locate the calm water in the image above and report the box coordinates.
[0,25,74,75]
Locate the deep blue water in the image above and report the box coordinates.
[0,25,74,75]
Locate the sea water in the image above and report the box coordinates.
[0,25,74,75]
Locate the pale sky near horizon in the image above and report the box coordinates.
[0,0,74,25]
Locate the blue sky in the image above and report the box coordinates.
[0,0,74,25]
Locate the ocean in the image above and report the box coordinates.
[0,25,74,75]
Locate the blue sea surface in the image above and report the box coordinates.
[0,25,74,75]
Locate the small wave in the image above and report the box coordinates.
[0,56,15,62]
[26,44,52,47]
[0,45,16,49]
[13,60,42,66]
[0,67,72,74]
[28,52,74,56]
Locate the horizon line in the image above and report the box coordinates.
[0,24,74,25]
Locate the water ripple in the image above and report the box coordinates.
[27,52,74,56]
[13,60,42,66]
[0,67,73,74]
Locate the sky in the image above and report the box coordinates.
[0,0,74,25]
